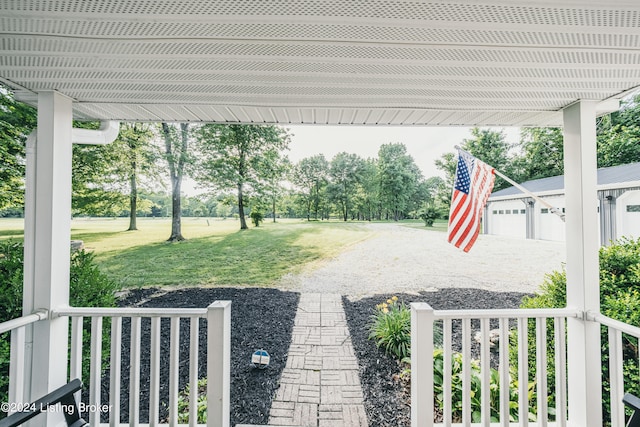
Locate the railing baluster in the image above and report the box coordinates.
[89,316,103,426]
[480,318,490,427]
[169,317,180,427]
[517,317,528,427]
[9,326,26,412]
[189,317,200,427]
[462,318,471,427]
[70,316,83,403]
[535,317,548,426]
[149,317,161,427]
[554,317,567,427]
[608,327,624,427]
[129,316,141,427]
[443,318,452,427]
[110,316,122,427]
[499,318,509,427]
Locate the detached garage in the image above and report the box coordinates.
[486,162,640,244]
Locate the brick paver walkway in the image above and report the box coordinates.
[268,293,368,427]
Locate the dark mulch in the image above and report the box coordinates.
[342,288,531,427]
[94,287,299,427]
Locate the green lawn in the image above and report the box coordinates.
[0,217,375,288]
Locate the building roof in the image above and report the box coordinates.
[1,1,639,125]
[490,162,640,198]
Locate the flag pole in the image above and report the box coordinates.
[454,146,566,222]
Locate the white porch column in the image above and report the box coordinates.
[563,100,602,427]
[24,91,73,410]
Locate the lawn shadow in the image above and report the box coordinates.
[96,223,330,288]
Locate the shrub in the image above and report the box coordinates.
[418,206,439,227]
[176,378,207,424]
[369,296,412,360]
[433,348,534,423]
[250,210,264,227]
[0,241,119,407]
[519,237,640,423]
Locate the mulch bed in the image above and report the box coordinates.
[342,288,531,427]
[96,287,299,426]
[88,287,529,427]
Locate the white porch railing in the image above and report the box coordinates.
[411,304,582,427]
[3,301,231,427]
[588,311,640,427]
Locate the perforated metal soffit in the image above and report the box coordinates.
[2,0,640,126]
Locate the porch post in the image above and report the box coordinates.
[24,91,73,415]
[562,100,602,427]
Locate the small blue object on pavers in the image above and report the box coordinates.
[251,349,270,369]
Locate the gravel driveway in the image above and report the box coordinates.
[279,222,566,297]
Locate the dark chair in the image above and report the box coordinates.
[624,393,640,427]
[0,379,88,427]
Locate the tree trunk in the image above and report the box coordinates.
[169,179,184,240]
[272,197,276,223]
[161,122,187,242]
[238,183,248,230]
[128,170,138,231]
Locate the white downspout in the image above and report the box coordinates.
[71,120,120,145]
[18,120,119,405]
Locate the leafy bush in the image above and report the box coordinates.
[176,378,207,424]
[250,210,263,227]
[418,206,439,227]
[369,296,412,359]
[433,348,535,423]
[0,240,119,406]
[519,237,640,423]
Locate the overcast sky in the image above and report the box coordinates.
[286,125,521,179]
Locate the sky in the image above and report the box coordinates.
[285,125,521,179]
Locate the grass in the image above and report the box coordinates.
[400,218,448,232]
[0,217,375,288]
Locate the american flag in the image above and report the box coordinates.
[447,149,496,252]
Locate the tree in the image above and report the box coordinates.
[110,123,157,230]
[160,122,192,241]
[377,143,422,221]
[435,128,513,213]
[0,86,36,211]
[354,158,379,221]
[194,124,291,230]
[512,127,564,181]
[327,152,364,221]
[292,155,330,220]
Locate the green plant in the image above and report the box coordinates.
[418,206,439,227]
[369,296,412,359]
[519,237,640,424]
[432,348,536,423]
[0,241,119,409]
[250,210,264,227]
[176,378,207,424]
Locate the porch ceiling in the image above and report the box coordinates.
[1,0,640,126]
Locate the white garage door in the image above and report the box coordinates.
[616,190,640,240]
[537,197,565,241]
[488,201,526,239]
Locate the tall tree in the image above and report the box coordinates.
[0,86,36,211]
[292,154,330,221]
[160,122,191,241]
[435,128,513,213]
[327,152,364,221]
[114,123,157,230]
[194,124,291,230]
[377,143,422,221]
[512,127,564,181]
